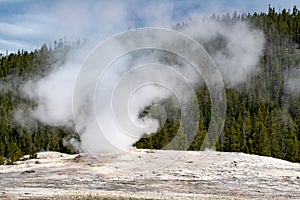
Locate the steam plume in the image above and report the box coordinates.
[20,2,265,153]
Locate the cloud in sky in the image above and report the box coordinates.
[0,0,299,53]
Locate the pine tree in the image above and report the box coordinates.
[167,125,189,150]
[7,142,22,164]
[260,122,271,156]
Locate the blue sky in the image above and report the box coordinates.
[0,0,299,54]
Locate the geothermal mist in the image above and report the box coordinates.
[21,2,265,153]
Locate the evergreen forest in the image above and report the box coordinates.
[1,6,300,164]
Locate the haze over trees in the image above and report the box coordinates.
[0,6,300,164]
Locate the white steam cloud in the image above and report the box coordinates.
[20,2,265,153]
[182,19,265,86]
[287,68,300,95]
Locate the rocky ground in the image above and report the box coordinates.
[0,149,299,199]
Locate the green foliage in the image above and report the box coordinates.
[0,45,77,165]
[167,125,189,150]
[0,156,4,165]
[1,6,300,164]
[7,142,22,164]
[135,6,300,162]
